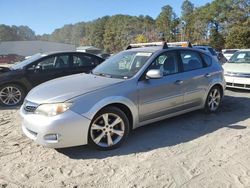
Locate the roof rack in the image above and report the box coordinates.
[126,41,168,50]
[126,41,192,50]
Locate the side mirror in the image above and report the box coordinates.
[146,69,163,79]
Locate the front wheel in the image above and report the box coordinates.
[204,86,222,113]
[88,106,130,150]
[0,84,25,106]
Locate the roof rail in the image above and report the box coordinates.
[126,41,168,50]
[167,41,192,48]
[126,41,192,50]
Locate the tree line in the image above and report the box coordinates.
[0,0,249,53]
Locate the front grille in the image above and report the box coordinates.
[225,72,250,78]
[23,100,38,113]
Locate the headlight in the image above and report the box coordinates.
[35,103,73,116]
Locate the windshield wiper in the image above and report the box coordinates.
[93,72,112,78]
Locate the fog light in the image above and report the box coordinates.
[44,134,58,141]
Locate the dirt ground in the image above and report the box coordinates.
[0,89,250,188]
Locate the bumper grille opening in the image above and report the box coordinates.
[226,82,250,89]
[234,83,244,88]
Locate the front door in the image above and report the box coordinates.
[138,51,184,122]
[26,54,70,87]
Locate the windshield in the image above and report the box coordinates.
[229,51,250,64]
[223,50,238,54]
[11,53,44,70]
[92,51,152,79]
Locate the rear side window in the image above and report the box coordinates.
[73,54,99,67]
[180,51,204,71]
[201,53,212,66]
[208,48,217,56]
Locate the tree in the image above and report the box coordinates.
[225,23,250,48]
[181,0,194,41]
[135,34,148,43]
[156,5,179,41]
[209,28,225,50]
[87,16,109,49]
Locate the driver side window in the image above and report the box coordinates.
[31,55,69,70]
[149,52,179,75]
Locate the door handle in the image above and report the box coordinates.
[205,73,211,78]
[175,80,183,85]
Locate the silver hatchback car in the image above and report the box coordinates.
[20,42,226,150]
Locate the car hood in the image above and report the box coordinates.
[223,63,250,73]
[0,66,11,73]
[26,73,124,104]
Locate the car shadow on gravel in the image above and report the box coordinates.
[0,105,20,110]
[57,93,250,159]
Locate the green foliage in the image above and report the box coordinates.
[135,34,148,43]
[156,5,179,41]
[0,24,36,41]
[209,28,225,50]
[225,22,250,48]
[0,0,249,52]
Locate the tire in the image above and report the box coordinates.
[0,84,26,106]
[204,86,222,113]
[88,106,130,150]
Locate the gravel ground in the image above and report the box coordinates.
[0,89,250,188]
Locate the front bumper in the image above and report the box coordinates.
[20,107,91,148]
[224,75,250,90]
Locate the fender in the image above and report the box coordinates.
[82,96,139,129]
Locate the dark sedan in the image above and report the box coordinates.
[0,51,104,106]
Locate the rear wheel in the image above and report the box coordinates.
[204,86,222,113]
[0,84,25,106]
[88,106,130,150]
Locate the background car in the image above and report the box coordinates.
[193,45,218,60]
[222,49,239,61]
[0,51,104,106]
[223,49,250,90]
[20,42,225,150]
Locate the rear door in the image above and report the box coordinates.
[178,50,211,107]
[70,53,103,74]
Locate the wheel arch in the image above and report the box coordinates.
[1,81,29,94]
[83,96,138,130]
[202,82,225,107]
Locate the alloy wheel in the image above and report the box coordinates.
[90,113,125,148]
[207,88,221,111]
[0,86,22,106]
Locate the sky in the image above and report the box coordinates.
[0,0,212,35]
